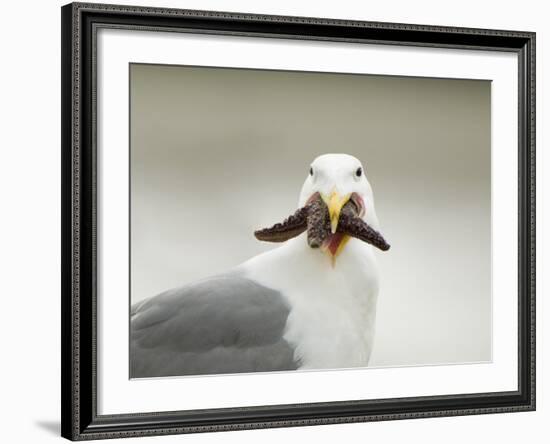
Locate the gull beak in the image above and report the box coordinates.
[321,189,351,234]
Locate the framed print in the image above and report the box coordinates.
[61,2,536,440]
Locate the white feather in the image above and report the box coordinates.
[241,236,379,369]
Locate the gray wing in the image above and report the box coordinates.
[130,273,299,378]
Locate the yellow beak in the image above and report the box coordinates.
[321,189,351,234]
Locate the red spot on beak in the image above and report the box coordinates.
[323,232,347,256]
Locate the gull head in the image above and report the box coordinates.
[255,153,387,263]
[299,152,380,233]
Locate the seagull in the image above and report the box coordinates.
[130,153,389,378]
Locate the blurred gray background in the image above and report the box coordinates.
[130,63,491,367]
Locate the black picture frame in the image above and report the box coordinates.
[61,2,536,440]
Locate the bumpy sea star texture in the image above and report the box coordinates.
[254,194,390,252]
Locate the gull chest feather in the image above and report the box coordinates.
[282,263,378,369]
[243,238,379,370]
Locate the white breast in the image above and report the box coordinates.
[242,236,380,370]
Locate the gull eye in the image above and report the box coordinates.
[309,167,314,176]
[355,167,362,178]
